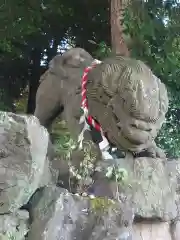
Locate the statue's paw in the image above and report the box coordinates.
[132,149,156,158]
[132,146,166,159]
[144,146,166,159]
[154,146,166,159]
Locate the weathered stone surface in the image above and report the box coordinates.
[0,106,179,240]
[133,222,172,240]
[91,156,180,221]
[0,210,29,239]
[27,185,134,240]
[0,111,57,213]
[171,221,180,240]
[27,176,180,240]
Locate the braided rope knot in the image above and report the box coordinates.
[78,59,112,159]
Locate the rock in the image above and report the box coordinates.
[92,156,180,222]
[171,221,180,240]
[0,111,57,213]
[27,185,134,240]
[0,210,29,239]
[25,154,180,240]
[133,222,172,240]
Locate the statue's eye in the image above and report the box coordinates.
[131,124,152,132]
[146,129,152,132]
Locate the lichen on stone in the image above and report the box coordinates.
[89,196,115,214]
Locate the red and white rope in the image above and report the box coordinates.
[78,59,111,158]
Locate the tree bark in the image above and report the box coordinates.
[27,47,42,114]
[110,0,130,56]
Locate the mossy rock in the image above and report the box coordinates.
[89,196,115,214]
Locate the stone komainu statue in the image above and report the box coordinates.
[86,56,169,157]
[34,48,168,158]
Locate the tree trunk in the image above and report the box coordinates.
[27,47,42,114]
[110,0,130,56]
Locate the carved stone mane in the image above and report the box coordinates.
[86,56,168,154]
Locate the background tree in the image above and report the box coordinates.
[110,0,130,56]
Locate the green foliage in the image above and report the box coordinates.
[89,41,112,59]
[89,197,115,213]
[52,120,98,188]
[124,1,180,88]
[156,89,180,158]
[0,0,110,112]
[0,101,10,111]
[51,120,76,158]
[0,90,12,111]
[106,166,128,183]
